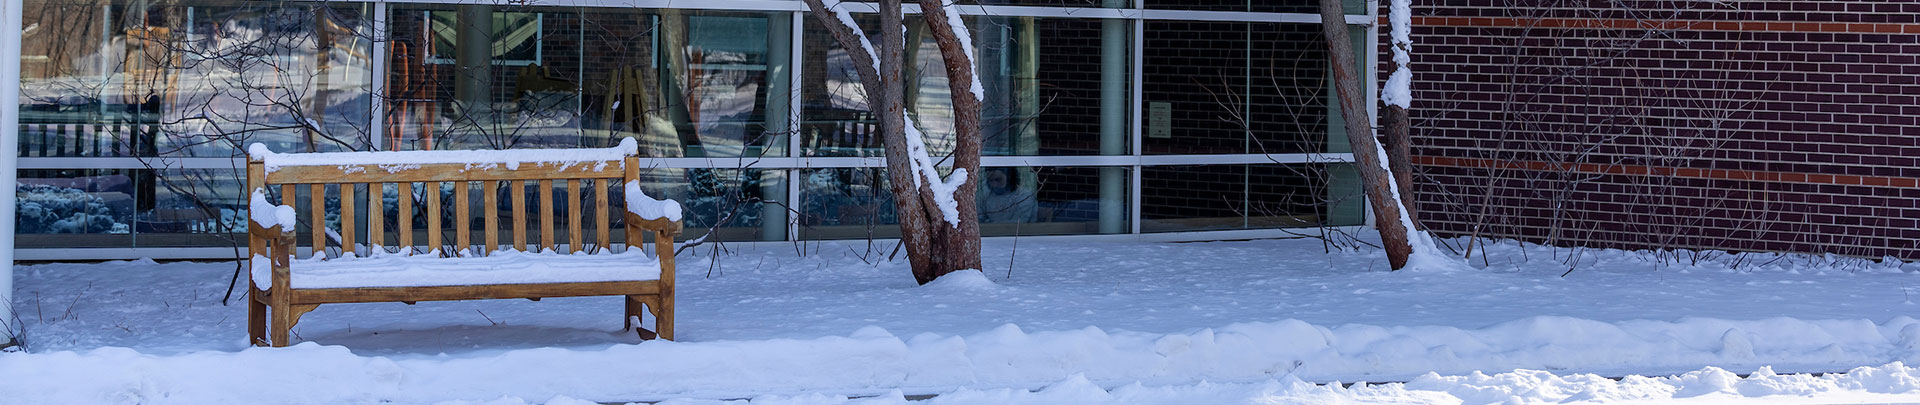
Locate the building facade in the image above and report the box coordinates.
[13,0,1376,260]
[1402,0,1920,260]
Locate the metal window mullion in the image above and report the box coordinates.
[1130,10,1144,235]
[787,11,805,242]
[370,1,389,150]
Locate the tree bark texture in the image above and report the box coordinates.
[800,0,983,283]
[915,0,985,282]
[1319,0,1413,269]
[1383,104,1418,230]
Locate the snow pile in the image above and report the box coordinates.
[247,138,636,173]
[644,363,1920,404]
[5,317,1920,403]
[288,249,662,289]
[625,181,684,222]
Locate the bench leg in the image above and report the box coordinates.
[269,300,292,347]
[247,291,266,347]
[623,295,641,332]
[657,294,674,341]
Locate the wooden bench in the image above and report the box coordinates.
[244,139,682,347]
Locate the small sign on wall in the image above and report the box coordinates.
[1148,102,1172,139]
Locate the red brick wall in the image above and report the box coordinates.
[1389,0,1920,258]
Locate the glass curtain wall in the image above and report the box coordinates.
[17,0,372,249]
[15,0,1377,255]
[384,5,793,242]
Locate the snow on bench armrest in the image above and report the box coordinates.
[625,180,683,222]
[249,188,296,231]
[247,138,637,173]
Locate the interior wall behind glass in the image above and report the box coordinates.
[1142,21,1333,155]
[20,0,374,157]
[799,15,1130,157]
[385,6,791,157]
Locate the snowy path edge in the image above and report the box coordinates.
[4,315,1918,403]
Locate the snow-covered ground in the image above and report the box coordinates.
[5,236,1920,403]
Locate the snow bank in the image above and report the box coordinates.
[247,138,636,173]
[625,181,684,222]
[649,363,1920,404]
[5,316,1918,403]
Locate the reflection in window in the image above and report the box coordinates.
[801,15,1130,157]
[19,0,374,157]
[386,6,793,158]
[632,168,787,242]
[797,166,1128,239]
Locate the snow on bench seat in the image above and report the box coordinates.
[287,250,660,290]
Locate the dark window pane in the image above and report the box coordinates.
[1142,164,1349,232]
[1143,21,1334,155]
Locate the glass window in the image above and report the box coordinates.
[385,6,794,157]
[957,0,1130,7]
[797,165,1129,239]
[1141,163,1360,233]
[16,169,139,248]
[631,168,788,242]
[1144,0,1365,14]
[1144,21,1357,155]
[800,15,1130,157]
[20,0,375,157]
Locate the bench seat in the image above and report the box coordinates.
[282,250,660,290]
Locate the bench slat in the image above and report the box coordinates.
[369,182,385,252]
[568,179,583,254]
[311,184,325,258]
[455,181,471,257]
[513,181,527,251]
[484,180,499,255]
[265,163,624,184]
[540,179,555,252]
[290,281,662,305]
[596,179,611,251]
[342,184,356,256]
[427,181,442,256]
[398,182,414,254]
[280,184,295,257]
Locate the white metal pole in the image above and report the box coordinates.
[1,0,24,348]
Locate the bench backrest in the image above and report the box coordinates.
[246,140,678,261]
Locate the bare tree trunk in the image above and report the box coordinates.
[1319,0,1413,269]
[1384,103,1417,229]
[799,0,982,284]
[916,0,985,281]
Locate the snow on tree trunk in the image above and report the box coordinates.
[802,0,984,284]
[1382,0,1418,229]
[1318,0,1452,271]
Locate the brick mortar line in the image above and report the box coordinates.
[1387,16,1920,34]
[1413,155,1920,188]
